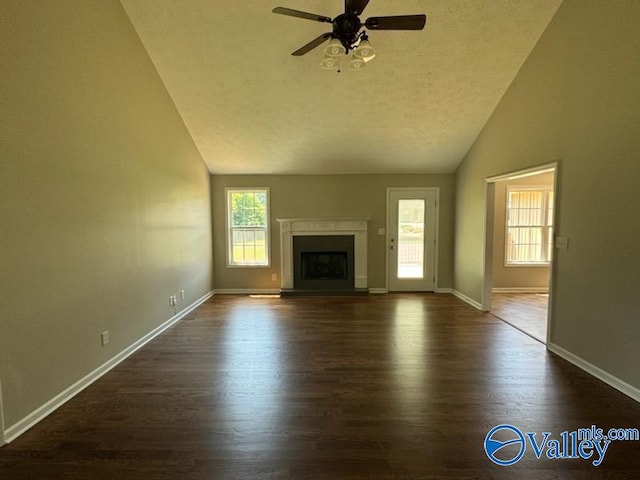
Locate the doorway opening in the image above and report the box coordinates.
[483,164,558,343]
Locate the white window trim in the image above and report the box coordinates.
[504,185,553,267]
[225,187,271,268]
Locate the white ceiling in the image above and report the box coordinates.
[121,0,562,174]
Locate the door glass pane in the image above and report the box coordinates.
[397,199,425,278]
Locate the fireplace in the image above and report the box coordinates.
[293,235,354,290]
[276,217,369,294]
[302,252,347,280]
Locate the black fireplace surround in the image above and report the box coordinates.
[293,235,355,291]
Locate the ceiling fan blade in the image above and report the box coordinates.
[365,14,427,30]
[272,7,332,24]
[291,32,333,56]
[345,0,370,16]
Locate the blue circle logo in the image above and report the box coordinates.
[484,424,526,466]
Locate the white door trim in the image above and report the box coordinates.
[386,187,440,292]
[486,162,556,183]
[0,377,5,446]
[482,182,496,311]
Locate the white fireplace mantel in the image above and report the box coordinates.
[276,218,370,289]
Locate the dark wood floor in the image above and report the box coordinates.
[2,294,639,479]
[491,293,549,343]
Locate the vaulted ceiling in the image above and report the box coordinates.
[121,0,562,174]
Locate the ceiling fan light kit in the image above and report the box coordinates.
[348,56,366,70]
[321,53,365,71]
[320,55,340,70]
[324,38,346,57]
[273,0,426,70]
[353,37,375,61]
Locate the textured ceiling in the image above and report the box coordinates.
[121,0,562,174]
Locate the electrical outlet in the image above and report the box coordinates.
[271,273,278,281]
[101,331,109,346]
[180,289,185,300]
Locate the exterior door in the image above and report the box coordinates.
[387,188,437,292]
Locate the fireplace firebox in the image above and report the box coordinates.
[293,236,354,290]
[301,252,348,280]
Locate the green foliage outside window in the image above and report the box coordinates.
[231,192,267,227]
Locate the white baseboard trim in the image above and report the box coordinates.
[452,289,483,310]
[492,287,549,293]
[213,288,280,295]
[3,290,214,444]
[368,288,388,294]
[548,342,640,404]
[435,288,452,294]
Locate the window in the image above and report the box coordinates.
[226,188,269,266]
[505,187,554,265]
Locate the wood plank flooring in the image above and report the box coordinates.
[1,294,639,479]
[491,293,549,343]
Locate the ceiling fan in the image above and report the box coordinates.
[273,0,426,69]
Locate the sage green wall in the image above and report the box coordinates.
[211,175,455,290]
[1,1,213,427]
[492,172,553,290]
[454,1,640,388]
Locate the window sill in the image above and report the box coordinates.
[504,263,551,268]
[226,264,271,269]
